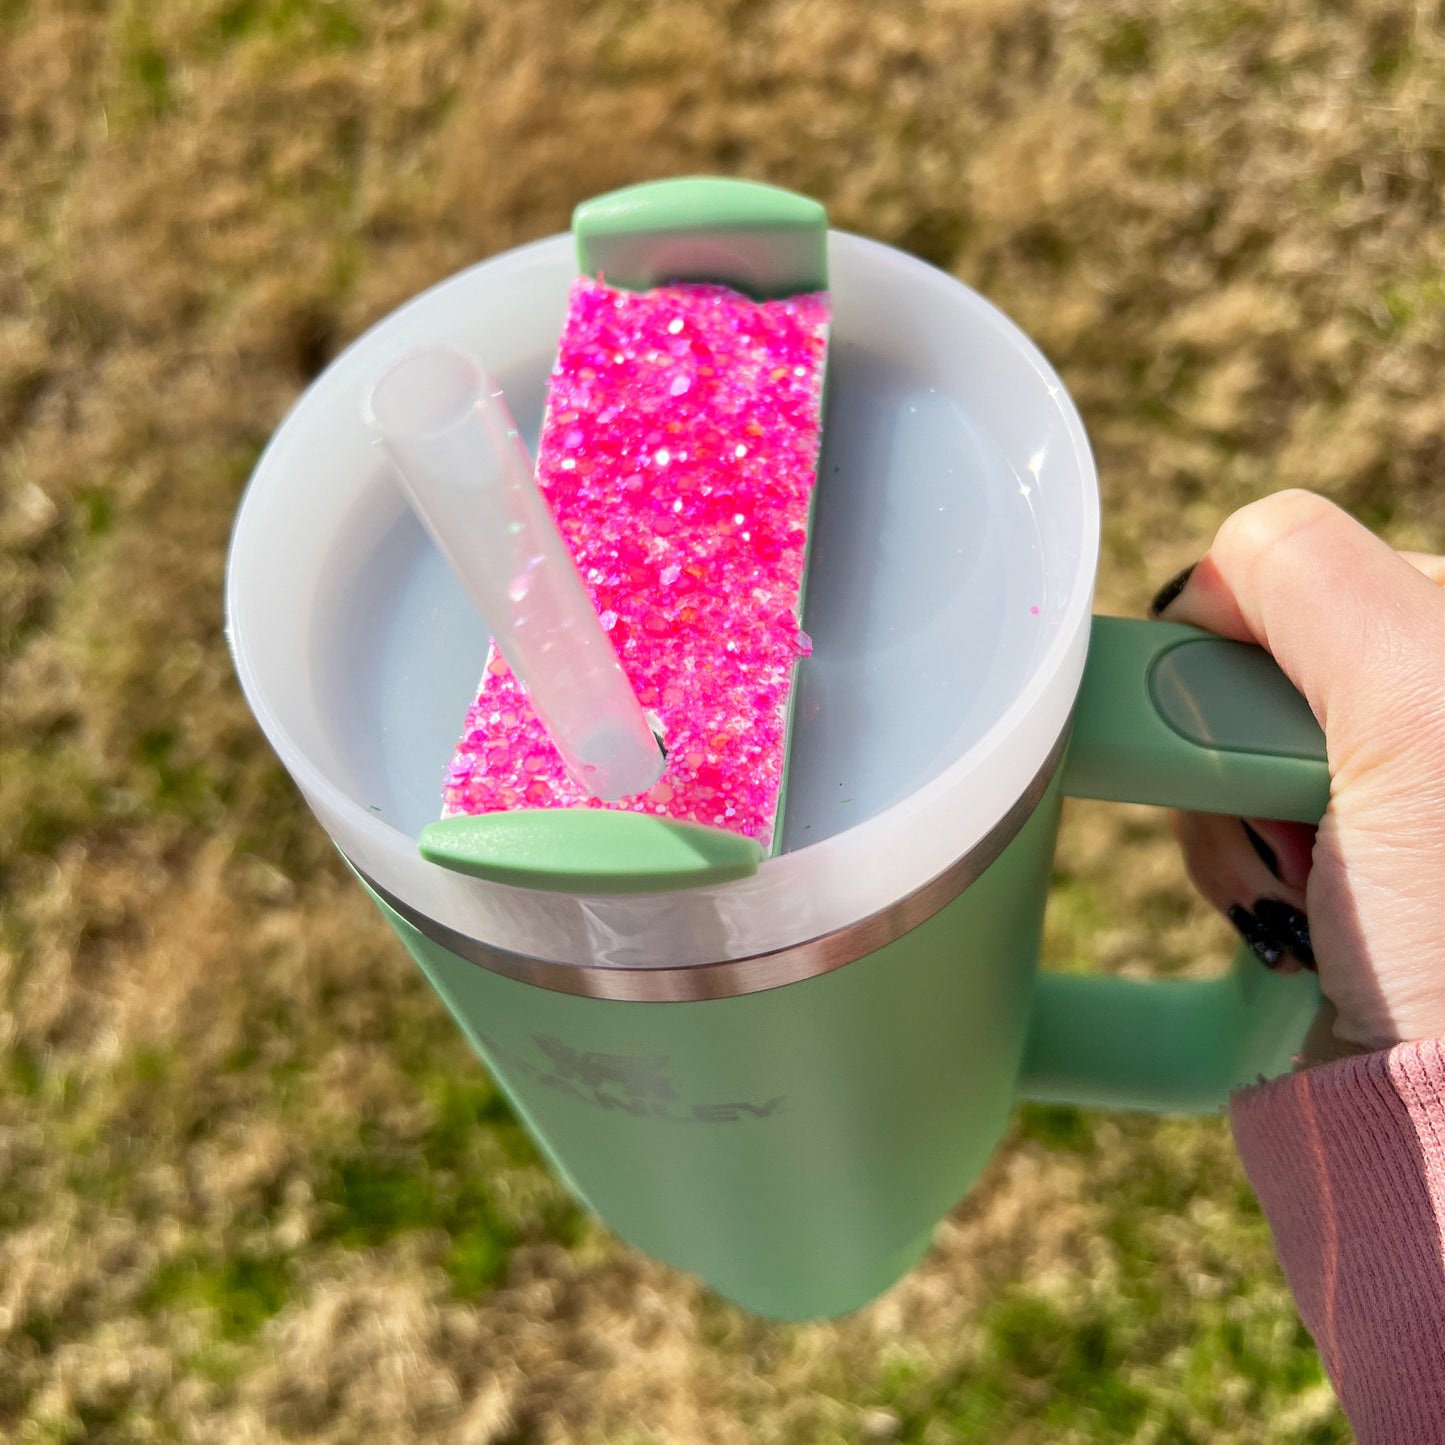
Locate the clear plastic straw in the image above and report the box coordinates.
[364,344,665,802]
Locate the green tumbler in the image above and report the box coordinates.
[227,216,1328,1320]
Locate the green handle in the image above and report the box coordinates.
[1061,617,1329,822]
[1020,617,1329,1111]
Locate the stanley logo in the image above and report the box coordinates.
[478,1034,785,1123]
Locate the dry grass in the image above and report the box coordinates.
[2,0,1442,1440]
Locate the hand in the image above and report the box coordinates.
[1153,490,1445,1061]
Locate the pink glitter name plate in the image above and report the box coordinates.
[441,276,829,852]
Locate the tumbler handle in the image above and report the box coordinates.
[1019,617,1328,1112]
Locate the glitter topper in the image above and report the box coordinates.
[418,178,831,893]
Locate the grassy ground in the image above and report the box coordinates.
[2,0,1442,1440]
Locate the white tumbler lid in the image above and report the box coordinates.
[226,232,1098,968]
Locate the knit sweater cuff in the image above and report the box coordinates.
[1230,1037,1445,1443]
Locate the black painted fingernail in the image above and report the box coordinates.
[1241,822,1282,881]
[1255,898,1315,971]
[1149,563,1196,618]
[1228,904,1287,969]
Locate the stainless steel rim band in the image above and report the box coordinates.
[357,723,1070,1003]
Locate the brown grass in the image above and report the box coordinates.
[2,0,1442,1440]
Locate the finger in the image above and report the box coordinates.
[1241,816,1318,892]
[1401,551,1445,587]
[1173,810,1310,915]
[1153,490,1445,767]
[1153,548,1444,622]
[1172,810,1310,970]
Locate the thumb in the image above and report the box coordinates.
[1159,490,1444,783]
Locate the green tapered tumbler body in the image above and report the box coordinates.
[373,782,1062,1320]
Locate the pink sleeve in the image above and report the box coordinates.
[1230,1037,1445,1443]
